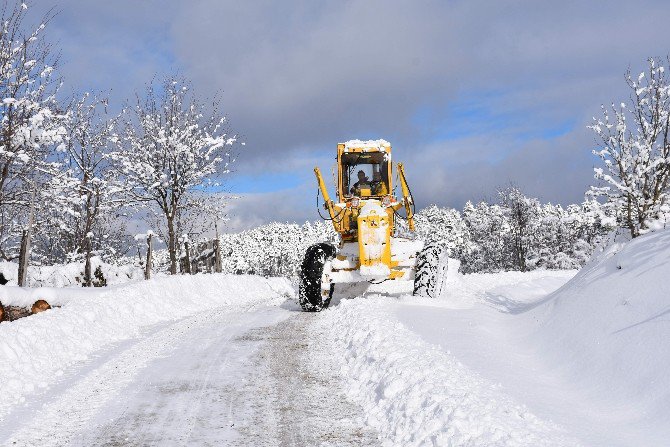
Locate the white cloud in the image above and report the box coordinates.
[32,0,670,229]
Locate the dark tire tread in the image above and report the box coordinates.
[413,241,448,298]
[298,243,337,312]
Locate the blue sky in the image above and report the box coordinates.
[29,0,670,230]
[412,92,577,148]
[228,172,304,194]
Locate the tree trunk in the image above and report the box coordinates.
[17,189,35,287]
[145,233,153,280]
[167,217,177,274]
[627,193,637,238]
[83,237,92,287]
[17,229,29,287]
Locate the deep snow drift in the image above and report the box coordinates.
[316,229,670,446]
[525,228,670,444]
[316,270,582,447]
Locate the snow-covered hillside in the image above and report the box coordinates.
[526,228,670,445]
[316,229,670,446]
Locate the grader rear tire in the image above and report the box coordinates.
[298,243,337,312]
[413,241,448,298]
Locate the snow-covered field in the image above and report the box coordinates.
[1,229,668,446]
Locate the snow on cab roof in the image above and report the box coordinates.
[341,139,391,151]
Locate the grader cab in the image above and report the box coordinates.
[298,139,448,312]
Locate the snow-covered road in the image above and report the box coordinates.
[1,271,579,447]
[2,300,378,447]
[2,240,668,447]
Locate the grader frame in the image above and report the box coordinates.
[298,139,447,312]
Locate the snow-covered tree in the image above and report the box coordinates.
[110,77,239,274]
[31,93,130,281]
[589,57,670,238]
[411,205,469,258]
[217,221,336,279]
[460,200,512,273]
[498,186,541,271]
[0,3,60,200]
[458,189,611,273]
[182,197,610,279]
[0,3,65,261]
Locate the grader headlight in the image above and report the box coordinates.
[351,197,360,208]
[382,195,391,207]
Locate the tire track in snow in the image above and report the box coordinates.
[3,301,281,446]
[5,300,378,446]
[227,311,380,446]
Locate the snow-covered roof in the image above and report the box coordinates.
[341,139,391,151]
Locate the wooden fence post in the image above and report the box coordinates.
[145,233,153,280]
[184,241,192,274]
[83,235,93,287]
[214,239,222,273]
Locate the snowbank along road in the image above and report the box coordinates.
[2,231,669,446]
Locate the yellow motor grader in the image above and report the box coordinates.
[298,139,448,312]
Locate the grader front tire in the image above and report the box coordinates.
[413,241,448,298]
[298,243,336,312]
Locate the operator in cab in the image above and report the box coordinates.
[350,170,370,195]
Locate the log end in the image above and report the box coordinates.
[31,299,51,314]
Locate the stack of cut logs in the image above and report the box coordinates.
[0,271,54,323]
[0,299,52,323]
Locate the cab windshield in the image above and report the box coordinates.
[341,152,389,198]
